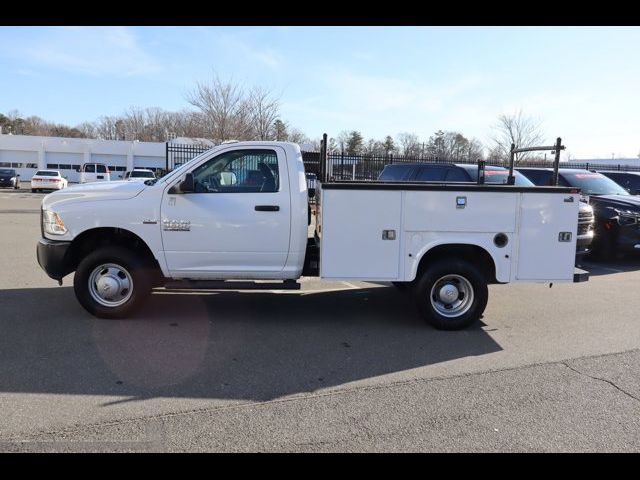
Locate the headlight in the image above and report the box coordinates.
[615,209,640,226]
[42,210,67,235]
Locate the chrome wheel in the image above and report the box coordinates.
[88,263,133,308]
[429,274,474,318]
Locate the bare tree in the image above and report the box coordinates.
[186,75,251,142]
[336,130,350,152]
[467,138,485,161]
[76,122,98,139]
[247,86,280,140]
[287,127,308,144]
[95,116,120,140]
[397,132,421,157]
[491,109,545,163]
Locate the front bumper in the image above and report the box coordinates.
[575,232,594,255]
[615,227,640,253]
[32,182,64,190]
[36,238,72,281]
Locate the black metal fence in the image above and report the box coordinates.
[166,142,640,183]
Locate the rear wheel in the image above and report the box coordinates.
[413,259,488,330]
[73,246,152,319]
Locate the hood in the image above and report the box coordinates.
[590,194,640,211]
[42,181,146,210]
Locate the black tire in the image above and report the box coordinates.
[591,230,616,261]
[412,259,488,330]
[392,281,413,292]
[73,246,152,319]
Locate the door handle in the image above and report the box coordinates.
[255,205,280,212]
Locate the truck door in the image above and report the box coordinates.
[161,146,291,276]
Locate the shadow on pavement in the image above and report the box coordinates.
[579,255,640,277]
[0,285,502,402]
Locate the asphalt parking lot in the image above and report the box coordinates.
[1,184,640,452]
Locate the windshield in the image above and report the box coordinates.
[131,171,155,178]
[0,169,16,175]
[35,171,58,177]
[562,172,629,195]
[484,170,535,186]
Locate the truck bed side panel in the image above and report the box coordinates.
[320,189,402,279]
[515,193,580,281]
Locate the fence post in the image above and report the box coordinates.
[165,142,169,172]
[508,143,516,185]
[341,150,344,180]
[552,137,562,186]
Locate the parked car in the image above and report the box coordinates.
[378,163,594,256]
[31,170,68,192]
[78,163,110,184]
[378,162,535,185]
[122,169,156,182]
[306,172,317,199]
[0,168,20,189]
[517,168,640,258]
[598,170,640,195]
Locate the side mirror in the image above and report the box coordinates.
[75,169,80,173]
[16,174,20,178]
[179,173,195,193]
[118,174,123,179]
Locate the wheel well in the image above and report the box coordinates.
[66,228,162,282]
[415,244,497,283]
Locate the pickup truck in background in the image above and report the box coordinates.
[36,142,587,330]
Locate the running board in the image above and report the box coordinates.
[162,279,301,290]
[573,267,590,283]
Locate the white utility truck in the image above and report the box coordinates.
[37,141,587,330]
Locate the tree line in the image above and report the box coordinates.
[1,74,549,163]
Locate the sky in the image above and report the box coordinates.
[0,26,639,159]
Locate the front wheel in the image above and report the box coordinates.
[413,259,488,330]
[73,246,152,319]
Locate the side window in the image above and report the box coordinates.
[415,166,446,181]
[84,164,95,173]
[191,149,280,193]
[521,170,547,185]
[557,175,570,187]
[97,165,107,173]
[445,168,469,182]
[628,176,640,190]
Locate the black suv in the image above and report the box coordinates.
[517,168,640,258]
[598,171,640,195]
[0,168,20,189]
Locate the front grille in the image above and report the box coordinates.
[578,223,591,235]
[578,211,594,221]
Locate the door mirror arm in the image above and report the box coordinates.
[169,173,195,194]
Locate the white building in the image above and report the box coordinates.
[0,134,167,182]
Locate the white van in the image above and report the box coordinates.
[78,163,111,184]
